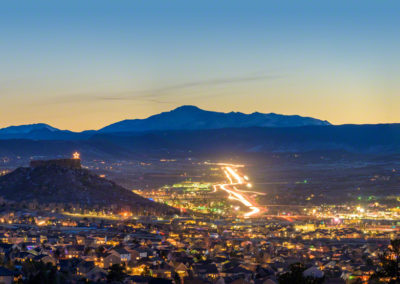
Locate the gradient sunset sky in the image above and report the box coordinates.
[1,1,399,131]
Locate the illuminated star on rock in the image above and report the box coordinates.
[73,152,80,159]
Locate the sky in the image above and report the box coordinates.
[1,0,399,131]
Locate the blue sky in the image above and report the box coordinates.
[1,0,399,130]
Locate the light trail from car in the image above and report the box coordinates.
[215,165,264,218]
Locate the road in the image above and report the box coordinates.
[215,165,265,218]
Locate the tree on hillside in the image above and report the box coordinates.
[107,263,126,283]
[278,263,324,284]
[372,239,400,283]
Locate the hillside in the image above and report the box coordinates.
[0,124,400,160]
[0,162,176,214]
[90,124,400,154]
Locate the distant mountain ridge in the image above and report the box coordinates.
[0,106,330,140]
[0,124,91,140]
[0,123,59,134]
[99,105,331,133]
[0,124,399,160]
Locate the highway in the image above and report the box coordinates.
[215,165,265,218]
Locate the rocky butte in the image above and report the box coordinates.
[0,153,177,214]
[30,153,82,169]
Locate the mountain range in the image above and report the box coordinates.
[0,105,330,140]
[100,105,330,133]
[0,105,399,156]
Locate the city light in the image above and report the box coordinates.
[216,166,263,218]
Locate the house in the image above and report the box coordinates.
[110,247,131,262]
[222,266,253,280]
[151,262,173,279]
[303,266,324,279]
[130,247,153,260]
[103,253,121,268]
[86,266,107,282]
[34,254,56,265]
[65,245,84,258]
[125,275,150,283]
[193,263,219,280]
[12,252,36,262]
[174,262,189,278]
[77,260,95,276]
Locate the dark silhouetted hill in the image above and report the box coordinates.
[0,162,176,214]
[0,125,400,159]
[90,124,400,154]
